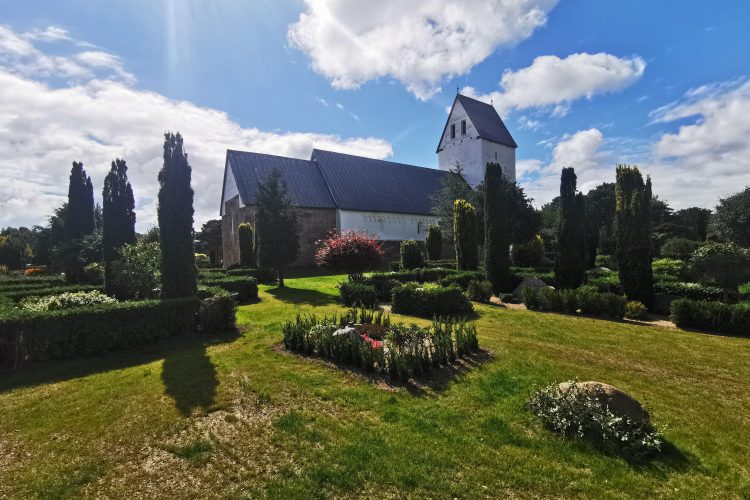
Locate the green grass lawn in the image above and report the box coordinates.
[1,274,749,498]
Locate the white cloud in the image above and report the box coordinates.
[23,26,73,43]
[464,52,646,116]
[0,26,392,230]
[288,0,558,100]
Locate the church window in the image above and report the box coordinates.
[461,120,466,135]
[450,123,455,139]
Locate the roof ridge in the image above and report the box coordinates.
[313,148,443,173]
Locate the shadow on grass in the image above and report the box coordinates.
[266,286,338,306]
[278,345,494,397]
[0,330,238,408]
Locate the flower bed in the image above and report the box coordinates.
[282,308,479,381]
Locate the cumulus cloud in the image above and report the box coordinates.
[288,0,558,100]
[464,52,646,116]
[0,26,392,230]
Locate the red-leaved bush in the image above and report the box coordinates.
[315,230,383,281]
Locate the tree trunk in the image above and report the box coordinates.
[278,268,285,288]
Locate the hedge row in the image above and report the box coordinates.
[225,267,276,282]
[522,286,627,319]
[196,286,238,333]
[1,285,102,303]
[391,283,473,317]
[339,282,378,308]
[197,276,258,302]
[670,299,750,336]
[366,268,484,301]
[0,275,67,286]
[0,298,199,365]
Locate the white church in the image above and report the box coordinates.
[220,93,517,266]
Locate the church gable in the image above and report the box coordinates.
[436,98,479,153]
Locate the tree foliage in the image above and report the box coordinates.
[484,162,511,294]
[400,240,424,270]
[315,230,383,281]
[196,219,223,266]
[238,223,255,268]
[454,199,478,270]
[555,168,587,289]
[713,187,750,247]
[673,207,711,242]
[583,182,616,265]
[255,168,300,288]
[615,166,654,308]
[158,132,196,298]
[425,224,443,261]
[431,162,474,241]
[689,242,750,302]
[112,241,161,300]
[66,161,95,241]
[0,233,32,270]
[103,159,136,296]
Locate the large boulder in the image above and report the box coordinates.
[558,381,649,422]
[512,276,549,300]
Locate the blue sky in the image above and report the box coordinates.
[1,0,749,229]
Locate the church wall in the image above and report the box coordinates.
[220,164,239,216]
[338,210,440,242]
[481,141,516,183]
[437,100,484,187]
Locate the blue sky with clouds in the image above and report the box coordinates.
[1,0,749,229]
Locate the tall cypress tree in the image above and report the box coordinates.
[66,161,95,241]
[453,199,478,270]
[255,168,300,288]
[238,223,255,267]
[103,158,136,295]
[555,167,587,289]
[158,132,197,299]
[615,165,654,308]
[484,162,510,294]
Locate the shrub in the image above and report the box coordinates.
[197,276,258,302]
[225,267,276,283]
[0,274,66,286]
[528,381,663,461]
[111,241,161,300]
[586,272,621,294]
[522,286,626,319]
[84,262,104,285]
[339,282,378,308]
[512,235,545,267]
[454,199,479,270]
[661,237,700,261]
[652,258,687,280]
[282,309,478,381]
[625,301,648,320]
[194,253,210,269]
[438,270,486,291]
[196,285,237,332]
[500,293,515,303]
[388,261,401,272]
[400,240,424,270]
[670,299,750,336]
[594,254,615,269]
[20,290,115,312]
[315,230,383,281]
[0,298,198,365]
[2,285,102,303]
[653,280,723,302]
[424,259,456,269]
[467,280,492,302]
[238,223,255,267]
[690,242,750,302]
[391,283,473,317]
[425,225,443,261]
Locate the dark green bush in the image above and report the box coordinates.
[467,280,492,302]
[2,285,102,303]
[339,282,378,308]
[400,240,424,270]
[522,286,626,319]
[439,270,485,291]
[424,259,456,269]
[0,298,198,365]
[625,301,648,320]
[197,276,258,302]
[0,275,66,287]
[500,293,515,303]
[392,283,473,317]
[196,285,237,332]
[654,280,723,301]
[388,261,402,272]
[670,299,750,336]
[225,267,276,283]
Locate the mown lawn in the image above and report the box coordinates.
[1,274,748,498]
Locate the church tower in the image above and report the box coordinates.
[436,93,517,187]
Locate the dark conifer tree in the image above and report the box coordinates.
[255,168,300,288]
[555,167,587,289]
[425,224,443,261]
[103,158,137,295]
[158,132,197,298]
[453,199,478,270]
[66,161,95,241]
[615,165,654,308]
[238,223,255,267]
[483,162,511,294]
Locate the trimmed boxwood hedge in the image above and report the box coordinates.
[1,285,103,303]
[196,285,237,333]
[339,282,378,308]
[391,283,473,317]
[521,286,627,319]
[197,276,258,302]
[0,298,198,366]
[225,267,276,283]
[670,299,750,336]
[0,275,67,287]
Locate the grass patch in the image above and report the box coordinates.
[165,438,213,463]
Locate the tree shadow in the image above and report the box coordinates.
[266,286,338,306]
[161,339,218,417]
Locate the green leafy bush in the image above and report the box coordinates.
[196,285,237,332]
[424,259,456,269]
[652,258,687,280]
[20,290,115,312]
[338,282,378,308]
[528,381,663,461]
[197,276,258,302]
[625,301,648,320]
[438,270,486,291]
[282,309,478,381]
[0,275,66,286]
[400,240,424,270]
[670,299,750,336]
[661,237,700,260]
[392,282,473,317]
[2,284,102,303]
[522,286,626,319]
[0,298,198,365]
[653,280,723,302]
[111,241,161,299]
[594,254,615,269]
[467,280,492,302]
[194,253,210,269]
